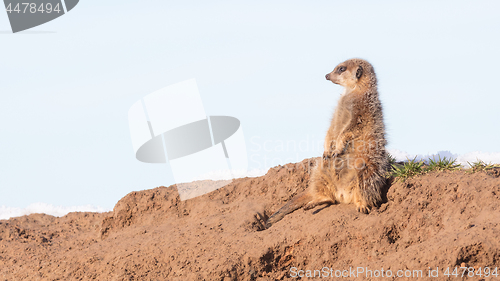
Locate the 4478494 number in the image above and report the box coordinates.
[5,3,61,14]
[443,267,498,278]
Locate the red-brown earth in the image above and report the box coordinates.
[1,158,499,280]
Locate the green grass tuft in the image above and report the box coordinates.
[389,154,500,180]
[426,156,461,172]
[391,157,424,182]
[387,153,397,165]
[467,159,500,173]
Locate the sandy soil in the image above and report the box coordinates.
[1,158,499,280]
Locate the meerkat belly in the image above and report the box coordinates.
[333,161,358,203]
[325,148,359,202]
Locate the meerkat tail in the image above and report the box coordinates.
[265,192,313,229]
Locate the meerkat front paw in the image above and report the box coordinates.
[322,150,341,160]
[330,149,342,158]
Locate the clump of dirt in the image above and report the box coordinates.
[1,158,499,280]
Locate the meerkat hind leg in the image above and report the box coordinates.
[356,204,370,214]
[353,189,371,214]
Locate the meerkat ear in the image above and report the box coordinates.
[356,66,363,79]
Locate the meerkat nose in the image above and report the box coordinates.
[325,74,330,80]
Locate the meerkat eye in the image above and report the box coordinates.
[338,66,346,73]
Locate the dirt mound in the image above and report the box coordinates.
[1,159,499,280]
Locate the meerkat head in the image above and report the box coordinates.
[325,58,377,92]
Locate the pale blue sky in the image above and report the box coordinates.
[1,1,499,212]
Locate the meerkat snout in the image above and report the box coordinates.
[326,64,365,88]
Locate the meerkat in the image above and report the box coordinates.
[265,58,388,229]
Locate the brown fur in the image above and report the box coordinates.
[266,58,388,229]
